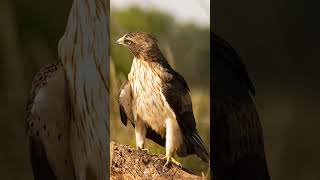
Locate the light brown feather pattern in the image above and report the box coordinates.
[26,62,76,179]
[128,57,184,152]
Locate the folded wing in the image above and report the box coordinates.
[26,62,75,180]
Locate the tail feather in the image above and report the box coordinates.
[190,131,210,163]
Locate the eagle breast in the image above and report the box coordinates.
[128,57,174,137]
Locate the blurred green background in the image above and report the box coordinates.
[109,5,210,176]
[214,0,320,180]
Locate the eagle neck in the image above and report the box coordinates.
[138,47,167,63]
[58,0,109,64]
[129,56,170,85]
[57,0,109,178]
[58,0,109,103]
[57,0,109,106]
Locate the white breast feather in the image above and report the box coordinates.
[128,58,176,137]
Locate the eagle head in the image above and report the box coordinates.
[116,32,162,60]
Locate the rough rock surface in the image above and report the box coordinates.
[110,142,204,180]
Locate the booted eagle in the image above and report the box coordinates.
[117,32,209,166]
[212,33,270,180]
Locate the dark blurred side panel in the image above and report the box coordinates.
[0,1,73,179]
[213,1,320,180]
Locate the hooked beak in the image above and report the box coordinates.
[116,35,126,46]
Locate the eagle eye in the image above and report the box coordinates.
[125,39,132,45]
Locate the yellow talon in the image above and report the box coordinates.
[161,156,182,168]
[170,157,182,167]
[160,156,167,160]
[137,147,149,153]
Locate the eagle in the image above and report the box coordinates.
[116,32,209,167]
[212,33,270,180]
[25,0,109,179]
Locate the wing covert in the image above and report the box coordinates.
[26,62,75,180]
[212,33,270,179]
[161,70,209,162]
[118,80,133,126]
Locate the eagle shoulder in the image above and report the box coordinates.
[212,33,270,179]
[213,33,255,95]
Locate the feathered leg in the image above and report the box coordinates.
[135,119,148,152]
[162,118,182,167]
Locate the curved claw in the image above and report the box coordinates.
[137,147,149,153]
[161,156,182,168]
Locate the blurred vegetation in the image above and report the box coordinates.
[109,6,210,175]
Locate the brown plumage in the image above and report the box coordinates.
[117,32,209,167]
[26,62,75,180]
[212,33,270,180]
[26,0,109,179]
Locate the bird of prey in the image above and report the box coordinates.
[25,0,109,179]
[212,33,270,180]
[116,32,209,167]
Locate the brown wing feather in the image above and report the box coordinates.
[26,62,75,180]
[29,136,57,180]
[26,63,59,180]
[212,33,270,180]
[161,69,209,162]
[118,80,132,126]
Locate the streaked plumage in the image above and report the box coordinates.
[212,33,270,180]
[26,0,109,179]
[117,32,209,166]
[26,62,75,180]
[119,80,166,147]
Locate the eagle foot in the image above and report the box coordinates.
[161,156,182,168]
[137,147,149,153]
